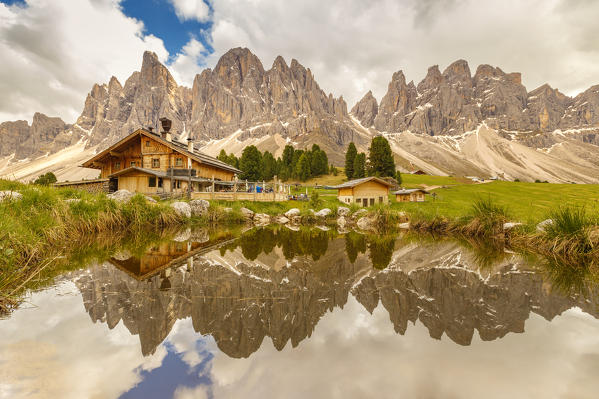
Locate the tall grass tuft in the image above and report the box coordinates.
[461,197,510,238]
[541,206,598,260]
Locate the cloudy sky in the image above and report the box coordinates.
[1,0,599,123]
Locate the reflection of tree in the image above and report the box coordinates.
[226,226,333,261]
[345,232,367,264]
[367,235,396,269]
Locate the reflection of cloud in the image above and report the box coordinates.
[202,299,599,399]
[0,282,166,399]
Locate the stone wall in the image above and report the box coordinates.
[54,179,109,194]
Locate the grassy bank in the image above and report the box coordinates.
[0,179,194,312]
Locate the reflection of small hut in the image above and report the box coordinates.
[394,188,429,202]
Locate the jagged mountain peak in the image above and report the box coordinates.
[443,59,471,80]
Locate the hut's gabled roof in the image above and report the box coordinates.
[393,188,430,195]
[330,176,394,189]
[81,128,241,174]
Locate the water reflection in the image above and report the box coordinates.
[71,226,599,358]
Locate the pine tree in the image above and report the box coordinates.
[262,151,277,181]
[367,136,395,177]
[353,152,366,178]
[296,153,311,181]
[217,149,228,163]
[239,145,263,181]
[345,142,357,179]
[395,170,402,185]
[282,145,294,167]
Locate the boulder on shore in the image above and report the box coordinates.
[284,208,301,218]
[536,219,554,232]
[171,201,191,218]
[254,213,271,225]
[108,189,134,202]
[189,199,210,216]
[503,222,522,231]
[398,222,410,229]
[337,207,350,217]
[357,216,377,232]
[240,207,255,220]
[315,208,332,217]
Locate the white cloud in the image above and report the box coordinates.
[0,0,168,123]
[169,0,210,22]
[169,37,207,86]
[0,281,167,399]
[200,0,599,107]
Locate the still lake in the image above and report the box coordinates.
[1,226,599,399]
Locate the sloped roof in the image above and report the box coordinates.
[82,128,241,174]
[393,188,430,195]
[330,176,394,189]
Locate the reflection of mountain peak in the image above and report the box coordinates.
[75,235,599,358]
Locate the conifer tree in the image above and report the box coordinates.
[353,152,366,178]
[367,136,395,177]
[345,142,357,179]
[239,145,263,181]
[296,153,311,181]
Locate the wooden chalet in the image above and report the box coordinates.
[81,120,241,196]
[394,188,429,202]
[331,176,393,207]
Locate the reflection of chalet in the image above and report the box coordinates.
[82,120,241,195]
[109,234,235,281]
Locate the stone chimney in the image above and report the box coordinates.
[159,117,172,142]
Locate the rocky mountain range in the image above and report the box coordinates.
[75,234,599,358]
[2,48,599,182]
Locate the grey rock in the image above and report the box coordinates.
[536,219,554,232]
[398,222,410,229]
[254,213,271,225]
[357,216,377,231]
[503,222,522,230]
[189,199,210,216]
[108,189,134,202]
[315,208,332,217]
[337,206,350,217]
[171,201,192,218]
[284,208,301,218]
[240,207,255,220]
[144,195,157,203]
[337,216,347,228]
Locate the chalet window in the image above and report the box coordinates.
[146,140,150,147]
[152,158,160,168]
[158,178,163,188]
[149,177,156,187]
[175,158,183,167]
[115,161,120,170]
[379,196,383,203]
[130,161,136,167]
[370,198,375,206]
[175,180,181,189]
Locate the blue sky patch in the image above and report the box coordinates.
[120,0,213,62]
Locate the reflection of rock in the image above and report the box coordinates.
[75,235,599,359]
[190,228,209,243]
[112,250,132,261]
[173,228,191,242]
